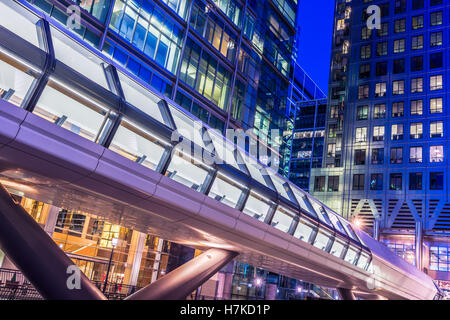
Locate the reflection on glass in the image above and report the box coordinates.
[310,200,333,226]
[294,218,316,243]
[291,187,317,218]
[34,80,107,141]
[209,131,241,170]
[208,175,243,209]
[0,1,41,47]
[328,213,347,236]
[0,52,35,108]
[243,192,271,222]
[344,246,359,265]
[166,150,209,191]
[119,72,167,125]
[109,120,166,170]
[51,27,109,89]
[313,230,332,251]
[357,252,370,270]
[270,174,292,201]
[240,152,273,189]
[271,206,295,233]
[330,238,347,258]
[340,219,361,243]
[170,105,206,148]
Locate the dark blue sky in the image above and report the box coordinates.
[296,0,335,94]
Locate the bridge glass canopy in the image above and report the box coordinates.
[0,1,372,272]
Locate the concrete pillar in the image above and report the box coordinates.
[337,288,356,300]
[415,221,423,271]
[43,205,60,237]
[128,232,146,287]
[126,248,238,300]
[0,184,106,300]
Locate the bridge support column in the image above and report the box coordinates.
[415,221,423,271]
[337,288,356,300]
[126,248,238,300]
[0,184,106,300]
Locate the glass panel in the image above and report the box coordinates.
[0,51,36,108]
[109,119,166,170]
[239,151,273,189]
[344,246,359,265]
[339,217,361,244]
[51,27,109,89]
[313,229,332,251]
[243,192,271,222]
[34,80,107,141]
[165,149,209,191]
[169,105,206,148]
[209,131,241,170]
[118,72,167,125]
[357,252,370,270]
[271,206,295,233]
[0,1,41,47]
[208,175,243,209]
[291,188,318,217]
[328,212,348,236]
[270,174,292,201]
[294,218,316,243]
[310,200,333,227]
[330,238,347,258]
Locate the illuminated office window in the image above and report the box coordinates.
[430,145,444,163]
[110,0,183,74]
[430,97,443,113]
[430,75,443,91]
[430,121,444,138]
[430,246,450,272]
[355,127,367,142]
[391,124,404,140]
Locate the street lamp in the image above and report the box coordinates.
[103,236,118,294]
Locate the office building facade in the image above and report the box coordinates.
[310,0,450,289]
[289,98,327,192]
[22,0,298,175]
[288,61,327,192]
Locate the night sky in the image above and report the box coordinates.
[296,0,335,95]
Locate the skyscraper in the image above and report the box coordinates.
[311,0,450,289]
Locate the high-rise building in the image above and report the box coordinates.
[311,0,450,290]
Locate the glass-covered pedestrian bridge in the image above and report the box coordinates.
[0,1,372,272]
